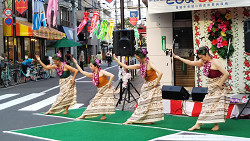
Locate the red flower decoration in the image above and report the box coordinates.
[195,26,199,31]
[228,70,231,74]
[213,55,217,59]
[224,21,229,25]
[196,39,200,46]
[195,15,199,23]
[212,39,218,45]
[196,32,200,36]
[245,52,250,56]
[213,50,217,54]
[244,59,250,67]
[222,40,228,46]
[246,76,250,81]
[215,29,218,31]
[228,75,232,80]
[244,8,250,17]
[245,71,249,75]
[245,85,249,90]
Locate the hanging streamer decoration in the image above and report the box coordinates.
[90,11,100,34]
[91,20,100,38]
[106,20,115,40]
[74,12,90,35]
[32,0,46,30]
[134,27,139,38]
[98,20,109,40]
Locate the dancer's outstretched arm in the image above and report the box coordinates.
[35,55,57,70]
[173,53,203,67]
[148,61,163,87]
[213,59,229,89]
[72,58,92,78]
[113,54,140,70]
[101,70,114,87]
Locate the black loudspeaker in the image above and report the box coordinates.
[162,85,190,100]
[113,29,135,56]
[191,87,208,102]
[244,19,250,53]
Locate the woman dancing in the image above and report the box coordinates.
[173,46,230,131]
[72,58,115,120]
[35,53,78,115]
[113,49,164,125]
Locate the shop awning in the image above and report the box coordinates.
[2,20,66,40]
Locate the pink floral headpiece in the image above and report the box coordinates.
[95,59,100,66]
[56,53,61,58]
[141,49,147,55]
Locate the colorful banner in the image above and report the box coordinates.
[87,20,91,33]
[130,11,138,26]
[148,0,250,14]
[16,0,28,14]
[106,0,113,3]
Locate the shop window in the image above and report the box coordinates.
[25,38,31,59]
[35,39,41,56]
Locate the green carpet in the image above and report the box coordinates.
[11,108,250,140]
[13,121,177,141]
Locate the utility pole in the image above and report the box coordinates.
[115,0,117,29]
[0,2,3,55]
[138,0,141,20]
[71,0,77,60]
[120,0,124,29]
[12,0,17,62]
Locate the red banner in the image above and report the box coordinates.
[130,11,138,26]
[106,0,113,3]
[16,0,28,14]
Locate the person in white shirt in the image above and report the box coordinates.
[96,51,102,63]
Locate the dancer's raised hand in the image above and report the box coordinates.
[35,55,41,61]
[172,53,179,59]
[113,54,118,61]
[72,57,77,64]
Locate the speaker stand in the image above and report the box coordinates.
[115,56,140,111]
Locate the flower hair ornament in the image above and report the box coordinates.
[205,46,209,51]
[56,53,61,58]
[141,49,147,55]
[95,59,100,66]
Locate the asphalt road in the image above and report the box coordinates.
[0,62,119,141]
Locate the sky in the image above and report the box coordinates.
[98,0,147,24]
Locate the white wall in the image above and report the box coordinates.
[147,12,173,85]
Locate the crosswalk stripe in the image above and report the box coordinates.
[0,93,46,110]
[70,103,84,109]
[19,95,57,111]
[0,94,19,101]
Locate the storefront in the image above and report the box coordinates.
[147,0,250,93]
[3,20,66,61]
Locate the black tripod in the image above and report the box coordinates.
[115,56,140,111]
[235,95,250,119]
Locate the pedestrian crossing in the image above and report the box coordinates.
[0,93,84,112]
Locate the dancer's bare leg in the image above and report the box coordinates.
[100,114,107,120]
[188,123,201,131]
[145,122,154,125]
[211,123,219,131]
[123,121,133,125]
[76,115,86,120]
[44,110,53,115]
[62,106,69,114]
